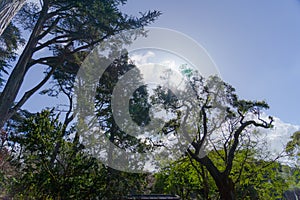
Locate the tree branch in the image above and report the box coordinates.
[187,148,223,186]
[37,16,61,40]
[7,66,57,120]
[224,118,273,176]
[34,34,72,52]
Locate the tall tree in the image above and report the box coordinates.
[153,73,274,200]
[187,77,273,200]
[0,0,160,129]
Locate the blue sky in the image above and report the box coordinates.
[121,0,300,125]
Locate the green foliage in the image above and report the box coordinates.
[286,131,300,158]
[154,157,217,200]
[282,166,300,189]
[232,153,288,199]
[7,110,147,199]
[155,150,290,200]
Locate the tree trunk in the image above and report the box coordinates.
[191,154,236,200]
[0,0,26,36]
[0,1,49,129]
[216,175,235,200]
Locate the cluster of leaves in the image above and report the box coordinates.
[154,157,218,199]
[154,150,292,200]
[286,131,300,159]
[5,110,147,199]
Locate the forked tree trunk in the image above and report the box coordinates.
[193,155,236,200]
[0,0,26,36]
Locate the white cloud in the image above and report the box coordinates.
[259,115,300,156]
[160,60,177,69]
[130,51,155,66]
